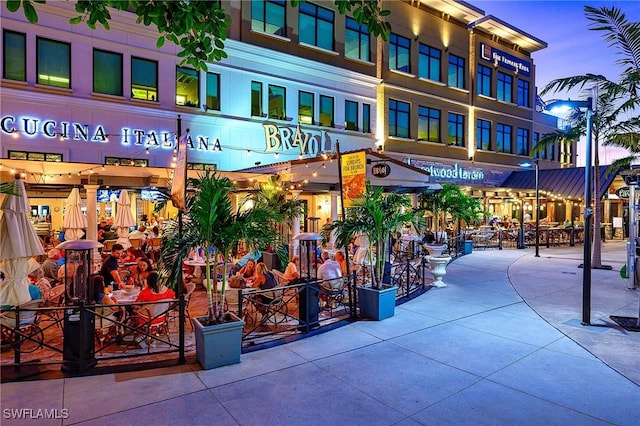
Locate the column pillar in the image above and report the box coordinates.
[84,184,101,271]
[290,190,302,256]
[329,191,339,248]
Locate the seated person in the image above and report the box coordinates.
[134,272,175,325]
[236,258,257,285]
[121,247,146,264]
[130,258,153,289]
[334,251,347,276]
[41,249,60,284]
[317,251,342,282]
[27,265,55,303]
[251,262,278,307]
[92,275,123,322]
[231,250,261,275]
[283,256,300,282]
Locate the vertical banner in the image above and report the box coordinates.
[341,151,366,207]
[170,131,188,210]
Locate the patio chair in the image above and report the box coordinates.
[0,299,44,353]
[40,284,66,328]
[133,299,173,353]
[168,282,196,330]
[94,306,120,349]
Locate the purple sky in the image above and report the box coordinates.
[475,1,640,100]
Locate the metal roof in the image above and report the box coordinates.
[501,166,617,199]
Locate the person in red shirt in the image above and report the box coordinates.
[134,272,175,325]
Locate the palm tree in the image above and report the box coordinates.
[322,182,421,289]
[159,171,281,324]
[419,184,462,244]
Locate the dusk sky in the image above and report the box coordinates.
[475,1,640,100]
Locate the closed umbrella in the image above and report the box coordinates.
[113,189,135,249]
[62,188,87,241]
[0,178,45,306]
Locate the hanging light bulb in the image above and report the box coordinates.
[246,149,252,156]
[146,147,150,155]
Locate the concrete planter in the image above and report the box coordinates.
[357,285,398,321]
[193,312,244,370]
[429,255,452,288]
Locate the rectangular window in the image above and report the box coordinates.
[418,106,440,142]
[389,99,410,138]
[251,81,263,117]
[206,72,220,110]
[93,49,122,96]
[477,64,491,97]
[251,0,286,37]
[534,132,545,159]
[345,17,370,61]
[268,84,286,120]
[548,143,555,161]
[476,119,491,150]
[176,66,199,107]
[497,71,513,103]
[516,128,529,155]
[447,113,464,146]
[389,33,410,73]
[36,37,70,88]
[496,123,512,153]
[362,103,371,134]
[517,79,530,108]
[299,2,334,51]
[345,100,358,131]
[131,57,158,101]
[3,30,26,81]
[298,91,314,124]
[319,95,334,127]
[418,44,440,81]
[9,150,62,162]
[447,54,465,89]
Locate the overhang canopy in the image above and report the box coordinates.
[501,166,617,199]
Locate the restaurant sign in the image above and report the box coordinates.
[0,115,222,153]
[263,124,331,156]
[371,163,391,178]
[420,163,484,181]
[480,43,531,77]
[615,186,630,199]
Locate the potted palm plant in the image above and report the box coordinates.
[160,171,280,369]
[323,182,422,320]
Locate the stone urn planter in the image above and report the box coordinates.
[424,244,448,256]
[193,312,245,370]
[428,255,452,288]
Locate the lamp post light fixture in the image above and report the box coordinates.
[520,159,540,257]
[545,94,595,325]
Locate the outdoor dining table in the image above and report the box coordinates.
[112,288,141,304]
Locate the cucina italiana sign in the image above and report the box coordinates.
[0,115,222,153]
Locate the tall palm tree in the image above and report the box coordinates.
[322,182,421,289]
[419,184,463,244]
[540,5,640,268]
[159,172,281,323]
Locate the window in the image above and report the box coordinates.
[477,64,491,97]
[176,67,199,107]
[93,49,122,96]
[447,54,464,89]
[534,132,544,159]
[362,103,371,134]
[516,128,529,155]
[517,79,530,108]
[3,30,26,81]
[131,57,158,101]
[548,143,555,161]
[36,37,70,88]
[319,95,334,127]
[447,113,464,146]
[345,17,370,61]
[268,84,286,120]
[496,124,512,153]
[477,119,491,150]
[299,2,334,51]
[251,81,263,117]
[299,91,314,124]
[345,100,358,131]
[389,99,409,138]
[418,106,440,142]
[251,0,286,37]
[206,72,220,110]
[9,150,62,162]
[418,44,440,81]
[497,72,513,103]
[389,33,410,73]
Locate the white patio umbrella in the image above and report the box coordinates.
[62,188,87,241]
[0,178,45,306]
[113,189,135,249]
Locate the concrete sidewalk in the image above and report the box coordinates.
[2,243,639,425]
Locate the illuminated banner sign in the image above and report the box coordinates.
[0,115,222,153]
[263,124,331,156]
[480,43,531,77]
[341,151,366,208]
[420,163,485,181]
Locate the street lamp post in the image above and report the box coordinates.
[545,95,595,325]
[520,160,540,257]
